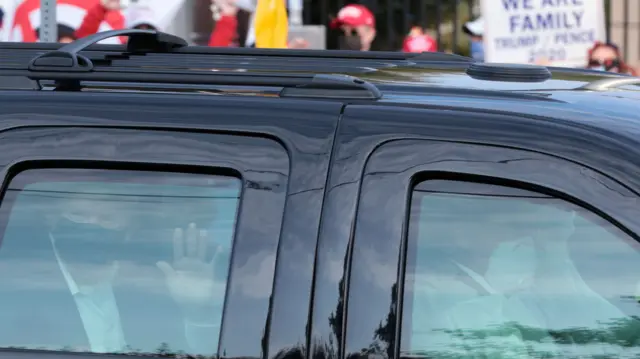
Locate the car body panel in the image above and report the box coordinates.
[344,139,640,358]
[0,90,344,359]
[310,101,640,359]
[3,47,640,359]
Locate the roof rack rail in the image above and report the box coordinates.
[31,70,381,98]
[1,32,472,78]
[0,38,473,62]
[13,29,383,99]
[410,51,473,63]
[162,48,473,63]
[279,74,381,99]
[25,69,381,98]
[28,29,187,72]
[578,77,640,91]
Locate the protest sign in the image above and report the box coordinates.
[481,0,606,67]
[289,25,326,49]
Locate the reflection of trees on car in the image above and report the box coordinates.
[326,281,396,358]
[402,317,640,358]
[370,283,397,359]
[326,272,345,359]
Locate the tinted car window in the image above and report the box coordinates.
[403,180,640,358]
[0,168,241,356]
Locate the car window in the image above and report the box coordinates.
[0,168,241,356]
[403,180,640,358]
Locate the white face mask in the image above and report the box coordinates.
[483,236,536,293]
[591,65,607,72]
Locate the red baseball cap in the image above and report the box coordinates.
[330,4,375,29]
[403,33,437,53]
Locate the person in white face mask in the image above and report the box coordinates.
[410,195,630,358]
[586,41,638,76]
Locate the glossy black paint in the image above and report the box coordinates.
[0,127,288,358]
[349,141,640,357]
[309,103,640,359]
[4,60,640,359]
[0,91,343,359]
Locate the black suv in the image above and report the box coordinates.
[1,30,640,359]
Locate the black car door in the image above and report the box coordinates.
[310,104,640,359]
[0,92,342,359]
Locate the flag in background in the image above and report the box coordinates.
[253,0,287,48]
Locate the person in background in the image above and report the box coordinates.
[209,0,309,49]
[209,0,239,47]
[463,16,483,62]
[329,4,376,51]
[74,0,124,42]
[36,23,77,43]
[587,41,638,76]
[74,0,160,44]
[0,182,226,354]
[402,26,437,53]
[124,5,161,31]
[234,0,254,47]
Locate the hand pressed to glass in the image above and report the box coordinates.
[157,222,226,324]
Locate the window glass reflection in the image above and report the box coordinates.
[403,180,640,358]
[0,169,241,356]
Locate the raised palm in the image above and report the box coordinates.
[157,223,223,310]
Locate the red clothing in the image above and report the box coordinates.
[74,2,125,43]
[207,15,307,48]
[402,34,437,53]
[402,27,437,53]
[208,15,237,47]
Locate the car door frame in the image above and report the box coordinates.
[308,103,640,359]
[0,91,345,359]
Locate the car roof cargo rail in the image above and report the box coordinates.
[279,74,381,99]
[28,29,187,72]
[26,70,382,99]
[1,34,472,75]
[578,77,640,91]
[3,39,474,63]
[8,30,383,99]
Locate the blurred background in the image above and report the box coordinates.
[0,0,637,74]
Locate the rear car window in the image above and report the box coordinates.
[0,168,241,356]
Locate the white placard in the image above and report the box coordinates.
[481,0,606,67]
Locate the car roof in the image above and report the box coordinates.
[2,31,640,143]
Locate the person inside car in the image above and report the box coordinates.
[0,181,225,354]
[587,41,638,76]
[410,195,629,357]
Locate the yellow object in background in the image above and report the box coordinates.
[254,0,289,48]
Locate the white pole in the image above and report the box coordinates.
[40,0,57,42]
[288,0,302,26]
